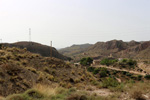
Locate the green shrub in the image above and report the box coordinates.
[99,68,108,77]
[100,58,118,66]
[87,67,95,72]
[80,57,93,66]
[109,83,125,92]
[122,59,128,62]
[25,89,44,99]
[128,59,137,66]
[119,59,137,69]
[126,72,132,77]
[93,68,100,74]
[131,75,138,80]
[113,71,117,75]
[144,75,150,80]
[128,79,135,83]
[101,77,119,88]
[122,71,127,75]
[6,94,25,100]
[138,75,142,81]
[91,80,99,85]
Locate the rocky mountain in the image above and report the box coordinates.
[119,41,150,59]
[87,40,141,58]
[59,43,92,57]
[2,42,71,60]
[59,40,150,61]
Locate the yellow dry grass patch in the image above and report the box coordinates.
[33,83,58,97]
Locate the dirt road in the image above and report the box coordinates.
[93,65,146,76]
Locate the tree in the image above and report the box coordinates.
[80,57,93,66]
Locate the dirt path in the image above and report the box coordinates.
[88,89,112,96]
[93,65,146,76]
[84,85,112,96]
[0,96,4,100]
[138,63,150,74]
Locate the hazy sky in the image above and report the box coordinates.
[0,0,150,48]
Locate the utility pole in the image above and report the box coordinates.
[0,39,2,44]
[50,41,53,57]
[0,39,2,49]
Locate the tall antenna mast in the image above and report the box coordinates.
[0,39,2,44]
[50,41,53,57]
[29,28,31,42]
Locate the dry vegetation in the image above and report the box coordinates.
[2,42,71,60]
[0,47,95,97]
[3,81,150,100]
[60,40,150,63]
[1,47,150,100]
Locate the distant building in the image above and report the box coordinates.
[93,60,101,65]
[108,54,116,60]
[82,53,86,55]
[118,58,123,61]
[109,54,113,58]
[74,63,80,66]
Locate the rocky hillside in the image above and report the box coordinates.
[87,40,141,57]
[1,47,150,100]
[118,41,150,59]
[0,47,94,96]
[2,42,71,60]
[86,40,150,60]
[60,40,150,62]
[59,43,92,57]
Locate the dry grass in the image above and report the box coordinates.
[127,82,150,94]
[125,82,150,100]
[0,96,4,100]
[130,90,145,100]
[33,84,57,97]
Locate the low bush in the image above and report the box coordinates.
[144,75,150,80]
[91,80,99,86]
[99,68,108,77]
[87,67,95,72]
[80,57,93,66]
[5,94,25,100]
[100,58,118,66]
[119,59,137,69]
[122,71,127,75]
[126,72,132,77]
[25,89,44,99]
[101,77,119,88]
[138,75,143,81]
[93,68,100,74]
[109,83,125,92]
